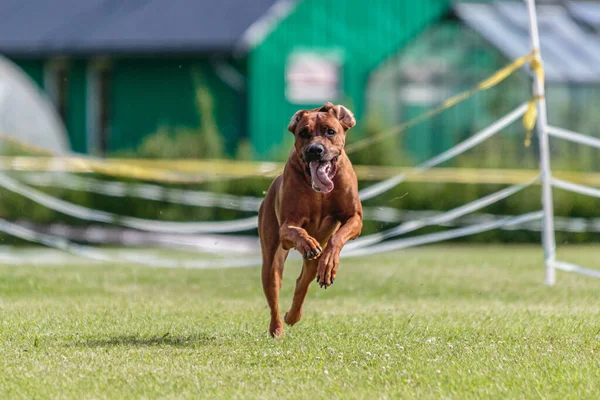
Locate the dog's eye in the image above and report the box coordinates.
[326,128,336,136]
[299,129,310,139]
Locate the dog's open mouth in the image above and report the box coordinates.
[304,157,338,193]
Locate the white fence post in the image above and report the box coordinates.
[525,0,557,286]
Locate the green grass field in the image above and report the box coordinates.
[0,245,599,399]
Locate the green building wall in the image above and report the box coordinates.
[248,0,451,159]
[109,57,245,155]
[13,59,45,88]
[12,57,246,156]
[65,60,88,153]
[9,0,451,160]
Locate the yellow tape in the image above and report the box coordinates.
[522,95,544,148]
[0,51,541,183]
[477,53,533,90]
[75,159,208,184]
[0,134,212,183]
[3,157,600,186]
[530,50,545,84]
[522,50,546,148]
[345,51,535,154]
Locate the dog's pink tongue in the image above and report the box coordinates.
[309,161,334,193]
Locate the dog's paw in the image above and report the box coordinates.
[284,310,302,326]
[269,321,284,338]
[316,249,339,288]
[297,236,322,260]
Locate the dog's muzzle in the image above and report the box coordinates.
[302,149,338,194]
[303,144,325,162]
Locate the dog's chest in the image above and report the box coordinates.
[303,202,342,242]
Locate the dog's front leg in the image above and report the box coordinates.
[279,223,322,260]
[316,214,362,288]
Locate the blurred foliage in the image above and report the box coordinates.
[235,138,254,161]
[135,70,225,159]
[346,109,412,166]
[1,51,599,245]
[1,89,599,244]
[0,165,599,245]
[268,132,295,162]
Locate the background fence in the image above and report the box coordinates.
[0,0,599,250]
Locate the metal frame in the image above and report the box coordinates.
[527,0,600,285]
[526,0,557,286]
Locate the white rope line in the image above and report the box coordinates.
[21,173,264,212]
[8,104,529,219]
[0,211,543,267]
[0,218,262,269]
[16,171,539,230]
[15,221,259,253]
[363,208,600,233]
[358,103,529,201]
[12,209,597,259]
[0,103,528,238]
[543,127,600,282]
[21,172,547,226]
[0,173,259,233]
[348,175,540,250]
[11,206,598,256]
[0,219,118,263]
[552,178,600,199]
[342,211,544,258]
[547,125,600,150]
[0,166,547,251]
[551,260,600,279]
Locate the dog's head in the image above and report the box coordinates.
[287,102,356,193]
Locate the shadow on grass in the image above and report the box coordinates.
[71,332,217,348]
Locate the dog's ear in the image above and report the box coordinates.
[334,105,356,130]
[288,110,305,133]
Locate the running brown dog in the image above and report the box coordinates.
[258,102,363,338]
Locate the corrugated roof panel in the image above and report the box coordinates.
[568,1,600,29]
[70,0,278,52]
[454,4,530,56]
[455,3,564,82]
[498,2,600,82]
[455,2,600,83]
[0,0,105,54]
[0,0,278,55]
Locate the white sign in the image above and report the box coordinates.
[285,51,341,104]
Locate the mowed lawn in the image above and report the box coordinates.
[0,245,599,399]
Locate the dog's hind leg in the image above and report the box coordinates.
[284,258,317,326]
[261,245,288,337]
[259,178,288,338]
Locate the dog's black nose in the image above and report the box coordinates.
[304,144,324,161]
[307,145,324,155]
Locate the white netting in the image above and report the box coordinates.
[0,56,70,155]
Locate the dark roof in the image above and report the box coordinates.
[0,0,280,55]
[455,1,600,83]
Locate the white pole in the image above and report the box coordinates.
[525,0,557,286]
